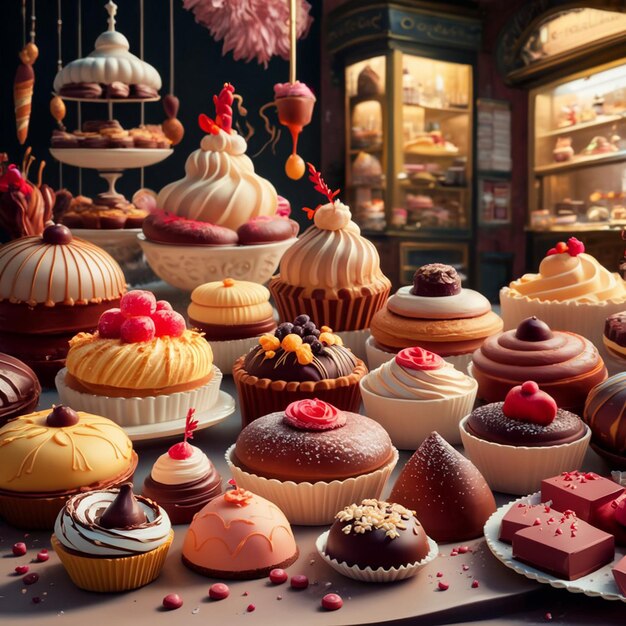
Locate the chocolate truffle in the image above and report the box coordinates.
[326,499,430,570]
[142,211,238,246]
[583,373,626,456]
[0,353,40,426]
[389,432,496,542]
[99,483,147,529]
[411,263,461,297]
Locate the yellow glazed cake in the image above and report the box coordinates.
[0,405,137,529]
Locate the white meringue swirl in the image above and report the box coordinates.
[150,445,212,486]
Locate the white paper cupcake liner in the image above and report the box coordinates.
[315,531,439,582]
[360,376,477,448]
[225,445,399,525]
[55,367,223,427]
[459,415,591,495]
[339,328,371,363]
[210,337,259,375]
[365,336,472,373]
[500,287,626,354]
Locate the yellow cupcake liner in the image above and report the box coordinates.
[51,530,173,592]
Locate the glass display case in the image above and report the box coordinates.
[530,57,626,231]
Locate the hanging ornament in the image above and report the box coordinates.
[14,1,38,145]
[183,0,313,68]
[162,0,184,145]
[50,0,66,130]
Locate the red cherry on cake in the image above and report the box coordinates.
[46,405,80,427]
[42,223,72,245]
[120,290,157,317]
[515,317,553,342]
[120,316,156,343]
[152,310,186,337]
[567,237,585,256]
[97,308,124,338]
[502,381,557,426]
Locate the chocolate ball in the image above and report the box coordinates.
[411,263,461,297]
[42,224,72,245]
[46,405,79,427]
[584,373,626,455]
[0,353,41,426]
[515,316,553,342]
[605,312,626,347]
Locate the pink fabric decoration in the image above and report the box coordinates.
[183,0,313,67]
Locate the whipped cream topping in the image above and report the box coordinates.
[363,357,475,400]
[387,285,491,320]
[150,445,213,486]
[313,200,358,232]
[54,489,171,557]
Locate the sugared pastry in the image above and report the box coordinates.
[232,316,368,426]
[0,405,137,529]
[0,353,40,426]
[188,278,276,373]
[583,373,626,463]
[592,493,626,546]
[57,291,220,427]
[182,487,298,579]
[157,84,277,230]
[360,346,477,448]
[472,316,607,411]
[460,383,591,495]
[0,224,126,386]
[53,2,161,98]
[512,509,614,581]
[499,501,562,544]
[228,399,398,524]
[389,432,496,542]
[142,211,238,245]
[603,312,626,359]
[500,238,626,356]
[52,484,173,592]
[369,263,502,372]
[270,165,391,338]
[236,215,299,245]
[541,471,624,522]
[612,555,626,595]
[143,409,222,524]
[323,499,433,578]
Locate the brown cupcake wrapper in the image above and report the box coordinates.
[269,278,390,332]
[232,356,368,428]
[51,531,173,592]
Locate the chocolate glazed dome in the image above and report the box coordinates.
[0,353,40,426]
[471,316,607,409]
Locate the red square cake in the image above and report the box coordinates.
[612,555,626,595]
[499,502,562,544]
[541,471,624,521]
[512,510,614,580]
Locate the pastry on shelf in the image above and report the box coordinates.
[351,126,383,150]
[581,135,618,155]
[405,130,459,156]
[351,151,383,186]
[357,65,382,97]
[553,137,574,162]
[556,104,579,128]
[53,1,161,101]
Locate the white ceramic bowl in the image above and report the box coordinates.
[138,235,296,290]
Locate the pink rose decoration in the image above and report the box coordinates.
[283,399,346,431]
[396,347,444,371]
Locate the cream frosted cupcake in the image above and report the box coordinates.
[360,347,477,448]
[500,237,626,363]
[269,165,390,358]
[52,483,173,592]
[188,278,276,373]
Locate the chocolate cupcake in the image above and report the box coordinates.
[460,382,591,495]
[232,315,368,426]
[472,316,607,411]
[604,311,626,360]
[0,353,40,426]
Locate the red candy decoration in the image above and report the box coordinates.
[36,549,49,562]
[290,574,309,589]
[396,347,444,371]
[12,542,26,556]
[438,581,449,591]
[546,237,585,257]
[502,381,557,426]
[120,290,157,317]
[162,593,183,610]
[168,408,198,460]
[246,604,256,613]
[283,399,346,431]
[120,316,156,344]
[15,565,29,575]
[152,310,186,338]
[23,573,39,585]
[208,583,230,600]
[321,593,343,611]
[269,568,288,584]
[97,308,125,339]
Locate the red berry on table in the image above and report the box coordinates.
[246,604,256,612]
[36,549,49,562]
[23,573,39,585]
[208,583,230,600]
[12,542,27,556]
[162,593,183,610]
[290,574,309,589]
[438,581,449,591]
[120,316,156,343]
[152,310,186,337]
[269,568,288,584]
[120,290,157,317]
[321,593,343,611]
[155,300,173,312]
[15,565,29,575]
[97,308,124,338]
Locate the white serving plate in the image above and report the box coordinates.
[50,148,172,170]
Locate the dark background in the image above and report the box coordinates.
[0,0,322,230]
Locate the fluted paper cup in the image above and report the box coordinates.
[459,415,591,495]
[51,530,173,592]
[337,328,370,362]
[208,338,258,375]
[56,367,222,427]
[360,376,477,448]
[315,531,439,582]
[225,445,399,525]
